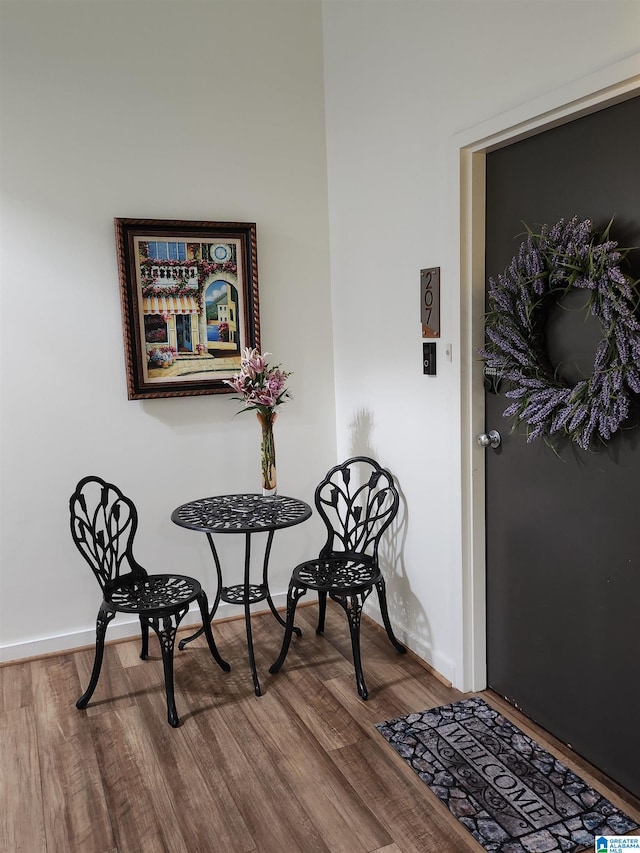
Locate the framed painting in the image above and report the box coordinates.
[115,218,260,400]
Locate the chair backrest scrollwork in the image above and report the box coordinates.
[315,456,399,561]
[70,475,145,591]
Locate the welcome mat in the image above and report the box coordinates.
[376,697,638,853]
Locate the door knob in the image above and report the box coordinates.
[477,429,501,449]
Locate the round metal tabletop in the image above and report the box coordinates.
[171,493,312,534]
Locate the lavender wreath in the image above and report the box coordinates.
[480,216,640,450]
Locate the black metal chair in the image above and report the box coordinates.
[69,475,230,727]
[270,456,406,699]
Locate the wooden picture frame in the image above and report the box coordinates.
[115,218,260,400]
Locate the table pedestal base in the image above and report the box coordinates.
[172,494,312,697]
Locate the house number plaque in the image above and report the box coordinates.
[420,267,440,338]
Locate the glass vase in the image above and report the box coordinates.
[257,411,277,496]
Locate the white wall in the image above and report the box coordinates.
[2,0,639,688]
[0,1,335,659]
[322,0,640,686]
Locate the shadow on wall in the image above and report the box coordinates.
[348,408,433,663]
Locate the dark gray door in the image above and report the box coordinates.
[485,95,640,798]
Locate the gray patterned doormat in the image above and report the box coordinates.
[376,697,638,853]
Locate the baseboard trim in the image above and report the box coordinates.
[362,602,456,686]
[0,598,452,690]
[0,596,288,667]
[360,611,453,688]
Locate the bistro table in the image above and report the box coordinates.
[171,493,312,696]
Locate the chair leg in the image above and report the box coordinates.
[269,582,307,674]
[196,591,231,673]
[77,605,115,710]
[149,606,188,728]
[316,589,327,635]
[376,577,406,654]
[332,588,371,700]
[139,617,149,659]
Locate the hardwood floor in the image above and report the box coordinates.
[2,602,639,852]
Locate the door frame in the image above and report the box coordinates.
[455,54,640,693]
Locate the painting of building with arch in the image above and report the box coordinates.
[115,219,260,400]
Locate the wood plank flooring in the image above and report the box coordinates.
[2,602,639,852]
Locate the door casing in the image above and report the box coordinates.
[456,54,640,693]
